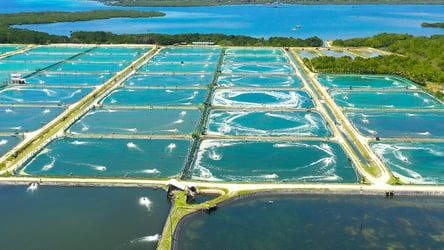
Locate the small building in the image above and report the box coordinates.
[10,74,26,84]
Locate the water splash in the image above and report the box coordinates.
[130,234,161,244]
[0,139,7,146]
[143,169,160,174]
[173,119,184,124]
[127,142,142,151]
[139,197,152,211]
[41,157,56,171]
[166,143,176,152]
[43,109,51,114]
[70,140,88,145]
[26,183,39,193]
[92,165,107,171]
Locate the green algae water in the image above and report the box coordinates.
[207,111,330,137]
[102,88,207,106]
[330,90,443,109]
[191,140,356,182]
[346,111,444,138]
[21,138,190,177]
[318,74,416,89]
[69,108,200,135]
[371,142,444,184]
[177,194,444,250]
[0,185,169,250]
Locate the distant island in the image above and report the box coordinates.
[422,22,444,28]
[97,0,444,7]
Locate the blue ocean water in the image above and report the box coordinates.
[1,1,442,39]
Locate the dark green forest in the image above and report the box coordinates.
[305,33,444,96]
[422,22,444,28]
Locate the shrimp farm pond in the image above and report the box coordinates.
[0,44,443,249]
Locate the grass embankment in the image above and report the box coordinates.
[422,22,444,28]
[98,0,444,7]
[0,47,158,174]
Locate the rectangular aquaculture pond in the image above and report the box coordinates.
[0,86,92,105]
[217,75,302,88]
[125,74,213,87]
[330,90,443,109]
[225,48,283,55]
[69,108,201,135]
[346,111,444,138]
[4,53,73,61]
[207,111,330,137]
[0,60,56,72]
[90,46,151,54]
[21,137,190,178]
[139,63,217,73]
[191,139,357,182]
[221,64,294,74]
[0,106,64,133]
[223,55,288,63]
[26,73,112,86]
[318,74,417,89]
[28,46,92,53]
[320,50,356,58]
[177,195,444,250]
[51,62,128,73]
[73,53,140,62]
[0,185,169,250]
[160,47,221,54]
[371,142,444,184]
[0,46,24,54]
[151,54,220,63]
[297,50,321,59]
[102,88,207,106]
[212,89,313,108]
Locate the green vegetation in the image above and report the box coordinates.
[70,32,323,46]
[0,11,322,46]
[98,0,444,7]
[0,10,164,44]
[422,22,444,28]
[306,33,444,96]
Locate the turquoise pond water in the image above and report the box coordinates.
[160,47,222,54]
[27,46,91,53]
[330,90,443,109]
[0,136,21,156]
[90,47,151,54]
[178,195,444,250]
[26,73,112,86]
[73,53,141,62]
[0,46,24,54]
[223,55,288,63]
[221,64,294,74]
[0,106,64,133]
[346,111,444,138]
[21,138,190,178]
[207,111,330,137]
[0,86,92,105]
[217,75,302,88]
[192,140,357,182]
[151,54,220,63]
[125,74,213,87]
[102,88,207,106]
[4,53,73,61]
[371,142,444,184]
[297,50,320,59]
[0,60,55,72]
[318,74,417,89]
[51,61,128,73]
[212,90,313,108]
[140,63,217,73]
[0,185,169,250]
[225,48,284,55]
[69,108,200,135]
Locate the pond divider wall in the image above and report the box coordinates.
[180,48,226,180]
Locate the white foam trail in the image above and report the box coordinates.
[180,111,187,116]
[143,169,160,174]
[41,88,57,97]
[139,197,152,211]
[26,183,39,193]
[43,109,51,114]
[42,157,56,171]
[5,108,14,113]
[92,165,107,171]
[127,142,142,151]
[0,139,7,146]
[125,128,138,132]
[166,143,176,152]
[70,140,88,145]
[110,99,117,104]
[417,132,430,136]
[260,173,279,179]
[81,124,89,132]
[130,234,161,244]
[165,89,174,93]
[173,119,184,124]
